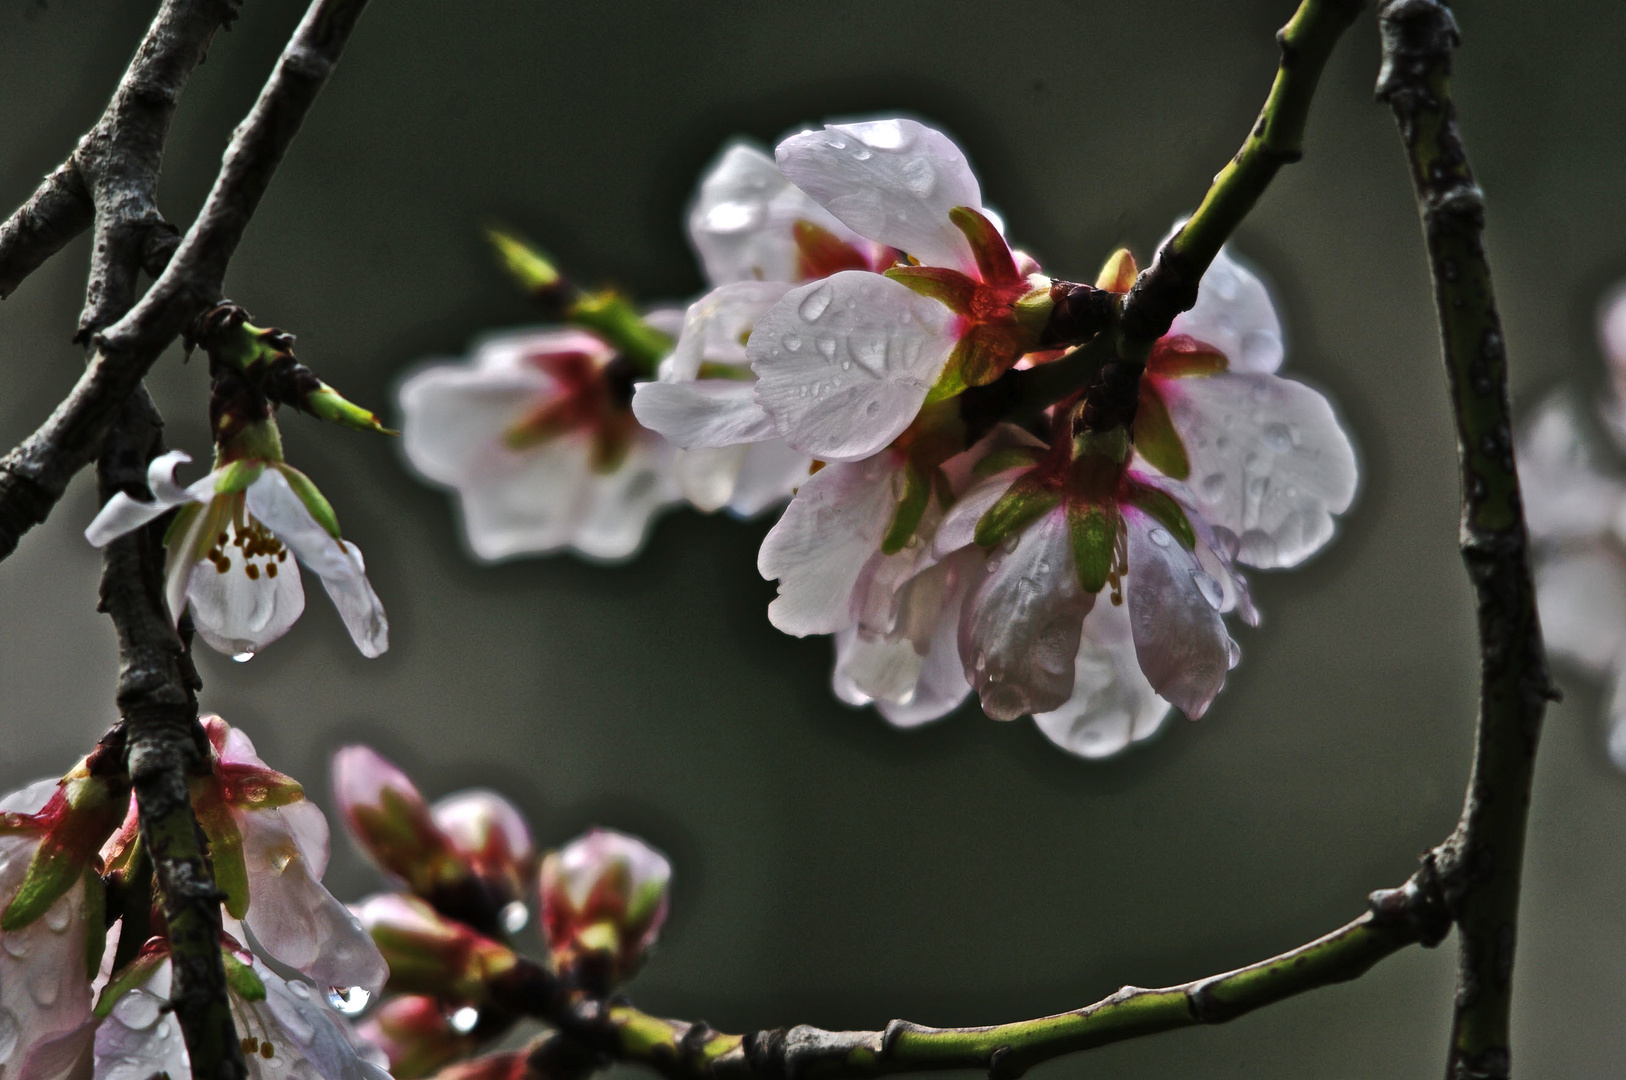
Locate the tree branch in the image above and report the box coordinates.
[0,0,239,303]
[0,0,373,564]
[1374,4,1554,1078]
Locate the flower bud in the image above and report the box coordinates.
[432,1052,532,1080]
[539,829,670,989]
[333,747,463,897]
[357,994,478,1079]
[1,744,129,932]
[431,791,535,923]
[353,893,517,1001]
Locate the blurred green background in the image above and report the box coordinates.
[2,1,1624,1075]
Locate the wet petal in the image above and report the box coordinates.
[570,435,681,562]
[1155,371,1357,569]
[960,506,1094,721]
[758,456,904,635]
[247,471,388,657]
[632,380,778,449]
[687,142,862,285]
[750,272,957,461]
[776,119,983,272]
[1032,596,1172,759]
[233,960,393,1080]
[186,543,307,658]
[726,440,811,518]
[663,281,796,381]
[1124,507,1235,718]
[1166,236,1283,373]
[84,450,203,547]
[0,876,93,1080]
[94,961,187,1080]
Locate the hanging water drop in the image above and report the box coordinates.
[327,986,371,1015]
[501,900,529,934]
[449,1006,480,1034]
[232,651,255,663]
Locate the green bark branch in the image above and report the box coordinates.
[1374,3,1554,1078]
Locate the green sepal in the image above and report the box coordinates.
[1132,382,1190,481]
[948,206,1020,286]
[94,950,167,1018]
[222,949,267,1002]
[307,383,397,436]
[1068,500,1120,594]
[694,361,757,382]
[973,447,1045,478]
[1124,483,1197,550]
[81,868,107,979]
[486,228,563,293]
[195,801,250,920]
[925,325,1022,406]
[884,265,976,314]
[974,476,1061,549]
[213,459,265,495]
[2,779,120,932]
[569,290,673,376]
[220,418,285,467]
[274,464,341,539]
[881,463,931,555]
[161,501,203,549]
[1011,284,1057,339]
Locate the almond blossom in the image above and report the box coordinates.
[84,445,387,660]
[400,322,683,562]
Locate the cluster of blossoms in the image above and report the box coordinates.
[0,718,390,1080]
[331,747,670,1080]
[1517,283,1626,769]
[400,117,1358,758]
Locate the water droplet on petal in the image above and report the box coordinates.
[44,902,71,933]
[780,334,802,352]
[327,986,370,1015]
[816,335,837,359]
[28,963,60,1006]
[825,137,847,150]
[851,149,872,161]
[449,1006,480,1034]
[1225,637,1243,669]
[901,158,936,198]
[232,652,255,663]
[851,337,888,375]
[1149,527,1173,548]
[501,901,529,934]
[865,400,881,416]
[798,285,833,322]
[0,1008,19,1063]
[850,119,913,151]
[1201,473,1227,500]
[1262,423,1294,452]
[287,981,311,1000]
[1193,571,1224,610]
[111,991,162,1031]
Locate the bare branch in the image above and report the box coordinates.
[0,0,373,564]
[1375,3,1555,1077]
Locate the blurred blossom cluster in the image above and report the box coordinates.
[334,747,670,1078]
[1518,284,1626,769]
[0,719,390,1080]
[399,117,1360,758]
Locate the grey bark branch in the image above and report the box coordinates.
[0,0,373,564]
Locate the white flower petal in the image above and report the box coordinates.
[776,119,983,272]
[633,380,779,449]
[186,543,307,658]
[674,445,749,513]
[1517,393,1626,542]
[687,143,863,286]
[758,455,903,635]
[1032,596,1173,759]
[834,629,925,710]
[1156,371,1357,569]
[0,877,94,1080]
[1125,507,1235,719]
[750,272,957,461]
[959,506,1094,721]
[1536,545,1626,674]
[234,961,393,1080]
[469,326,613,375]
[665,282,797,381]
[84,450,201,547]
[94,962,187,1080]
[398,362,551,487]
[246,471,387,657]
[726,440,811,518]
[569,435,681,562]
[1168,242,1284,373]
[451,432,595,561]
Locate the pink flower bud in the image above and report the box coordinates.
[332,746,461,897]
[434,1052,532,1080]
[356,994,477,1079]
[353,893,517,1001]
[432,791,535,914]
[539,828,670,989]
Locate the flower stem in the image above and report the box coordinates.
[1375,3,1554,1076]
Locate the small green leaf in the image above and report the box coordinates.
[884,265,977,313]
[1068,501,1120,593]
[82,869,106,979]
[4,842,84,932]
[275,465,341,539]
[1132,383,1191,481]
[973,447,1045,478]
[486,227,562,293]
[222,950,267,1002]
[1124,483,1197,550]
[95,951,167,1018]
[307,384,396,436]
[974,476,1061,549]
[881,464,931,555]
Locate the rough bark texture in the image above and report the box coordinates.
[1375,2,1554,1077]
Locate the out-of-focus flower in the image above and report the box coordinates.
[194,718,388,997]
[352,894,516,1003]
[84,440,387,659]
[539,829,670,990]
[356,994,477,1080]
[400,323,683,562]
[430,792,535,920]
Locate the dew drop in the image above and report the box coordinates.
[851,337,888,375]
[44,902,71,933]
[1226,637,1243,668]
[1201,473,1227,500]
[1261,423,1294,452]
[825,137,847,150]
[1149,527,1173,548]
[973,651,988,673]
[0,1009,19,1064]
[449,1006,480,1034]
[501,901,529,934]
[232,652,255,663]
[287,981,311,1000]
[1,930,25,959]
[850,119,913,151]
[111,991,162,1032]
[840,360,852,371]
[816,336,837,359]
[1193,571,1224,610]
[780,334,802,352]
[798,285,833,321]
[28,964,60,1006]
[851,149,872,161]
[865,400,881,416]
[327,986,370,1015]
[1001,532,1021,553]
[901,158,936,198]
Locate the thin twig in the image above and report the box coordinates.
[0,0,239,302]
[1375,3,1554,1077]
[0,0,373,564]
